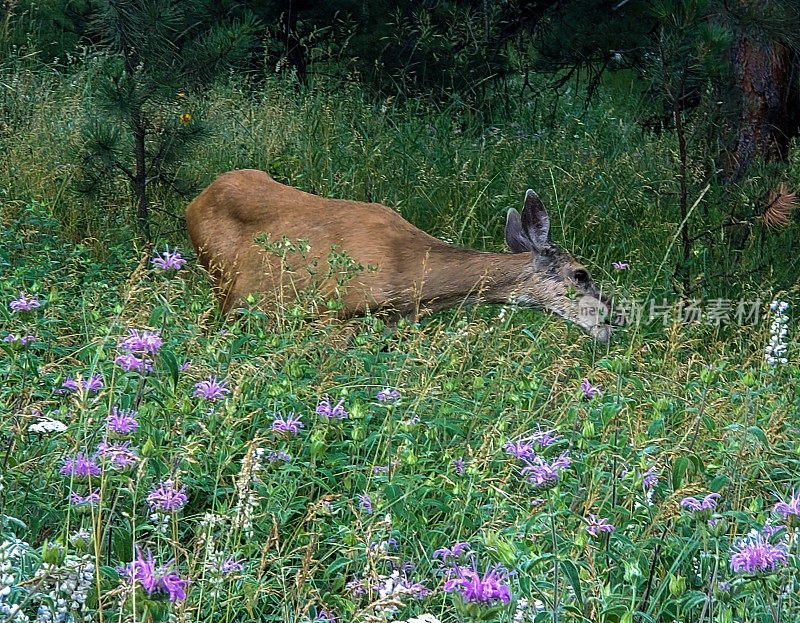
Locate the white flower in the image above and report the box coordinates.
[766,301,790,365]
[404,616,442,623]
[29,419,67,434]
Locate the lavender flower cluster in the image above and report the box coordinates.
[193,375,230,401]
[504,425,571,492]
[151,245,187,272]
[114,328,162,372]
[60,373,103,394]
[729,535,787,575]
[443,562,512,605]
[118,546,189,602]
[9,292,41,312]
[316,396,347,419]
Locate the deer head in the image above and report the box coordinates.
[505,190,623,342]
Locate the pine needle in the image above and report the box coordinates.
[758,183,797,230]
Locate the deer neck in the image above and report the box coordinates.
[415,245,534,313]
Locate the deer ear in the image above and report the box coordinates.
[505,207,532,253]
[520,189,550,249]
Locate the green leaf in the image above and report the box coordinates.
[560,559,583,607]
[747,426,769,447]
[672,456,689,490]
[160,348,179,390]
[648,418,664,437]
[384,484,406,517]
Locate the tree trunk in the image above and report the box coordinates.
[728,25,798,177]
[283,0,306,82]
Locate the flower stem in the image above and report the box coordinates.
[548,489,559,623]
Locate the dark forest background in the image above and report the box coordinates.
[1,0,799,296]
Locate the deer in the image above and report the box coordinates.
[186,169,624,341]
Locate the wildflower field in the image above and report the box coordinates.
[1,64,800,623]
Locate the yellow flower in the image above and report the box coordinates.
[177,93,185,100]
[179,113,192,124]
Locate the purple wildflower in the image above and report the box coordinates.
[221,556,244,574]
[730,535,787,575]
[681,493,720,513]
[358,492,373,513]
[433,542,471,562]
[376,387,401,402]
[612,261,630,270]
[504,439,536,461]
[114,352,152,372]
[642,468,658,489]
[443,562,512,605]
[69,490,101,507]
[452,456,465,474]
[506,427,560,457]
[193,376,230,401]
[61,377,79,392]
[147,479,188,514]
[59,453,102,481]
[520,452,571,491]
[119,329,162,354]
[346,577,367,595]
[4,334,35,346]
[384,538,399,551]
[580,378,602,400]
[61,373,104,394]
[106,407,139,436]
[152,245,187,271]
[314,609,337,623]
[762,521,787,538]
[96,438,139,471]
[272,413,303,434]
[179,361,191,372]
[585,514,615,536]
[531,425,561,449]
[316,396,348,419]
[119,545,189,602]
[372,460,400,473]
[267,451,292,463]
[773,491,800,523]
[9,292,41,312]
[380,570,429,599]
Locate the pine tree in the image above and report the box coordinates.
[76,0,260,239]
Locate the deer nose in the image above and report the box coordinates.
[590,324,612,343]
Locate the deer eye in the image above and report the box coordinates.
[573,269,590,283]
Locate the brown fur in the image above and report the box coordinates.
[186,169,621,340]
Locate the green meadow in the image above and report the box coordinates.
[1,58,799,623]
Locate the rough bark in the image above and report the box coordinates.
[729,28,798,177]
[283,0,307,83]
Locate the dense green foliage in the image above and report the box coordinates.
[1,58,799,622]
[1,1,800,620]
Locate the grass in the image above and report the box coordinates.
[1,58,799,623]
